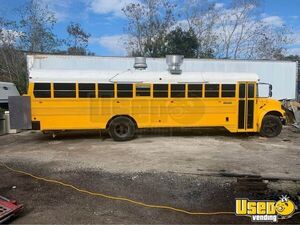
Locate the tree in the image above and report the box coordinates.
[213,0,259,59]
[0,0,61,93]
[18,0,60,53]
[212,0,291,59]
[66,22,91,55]
[163,27,198,57]
[0,18,27,94]
[122,0,176,57]
[254,26,291,60]
[182,0,292,60]
[182,0,218,58]
[123,0,291,60]
[278,55,300,62]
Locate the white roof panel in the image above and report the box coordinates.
[30,69,259,84]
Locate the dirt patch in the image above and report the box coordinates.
[1,161,299,224]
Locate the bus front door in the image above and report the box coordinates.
[238,82,256,132]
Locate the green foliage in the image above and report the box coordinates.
[164,27,199,58]
[280,55,300,62]
[67,47,87,55]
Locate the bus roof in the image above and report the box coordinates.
[29,69,259,84]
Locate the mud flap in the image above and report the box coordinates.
[8,96,32,130]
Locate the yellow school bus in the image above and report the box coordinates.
[26,57,285,141]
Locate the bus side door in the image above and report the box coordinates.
[238,82,256,132]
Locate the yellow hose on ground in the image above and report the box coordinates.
[2,162,299,220]
[0,161,235,216]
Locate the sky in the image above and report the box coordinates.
[1,0,300,56]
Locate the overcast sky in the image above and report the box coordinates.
[1,0,300,56]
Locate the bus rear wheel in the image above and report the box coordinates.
[260,115,282,138]
[108,116,136,141]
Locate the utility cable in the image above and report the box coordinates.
[0,162,234,216]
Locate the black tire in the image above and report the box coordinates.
[260,115,282,138]
[108,116,136,141]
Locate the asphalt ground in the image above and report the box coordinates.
[0,127,299,224]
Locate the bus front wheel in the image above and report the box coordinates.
[108,116,136,141]
[260,115,282,138]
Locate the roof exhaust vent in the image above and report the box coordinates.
[134,57,147,70]
[166,55,184,75]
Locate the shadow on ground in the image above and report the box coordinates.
[40,127,255,141]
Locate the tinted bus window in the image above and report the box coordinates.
[34,83,51,98]
[153,84,168,98]
[79,83,95,98]
[205,84,219,98]
[136,84,151,97]
[54,83,76,98]
[188,84,202,98]
[239,84,245,98]
[98,83,114,98]
[117,84,133,98]
[222,84,236,98]
[171,84,185,98]
[248,84,255,98]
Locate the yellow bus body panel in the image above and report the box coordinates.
[29,83,285,133]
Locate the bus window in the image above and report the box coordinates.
[136,84,150,97]
[153,84,168,98]
[54,83,76,98]
[188,84,202,98]
[222,84,236,98]
[98,83,114,98]
[239,84,245,98]
[34,83,51,98]
[117,84,133,98]
[248,84,255,98]
[205,84,219,98]
[171,84,186,98]
[79,83,95,98]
